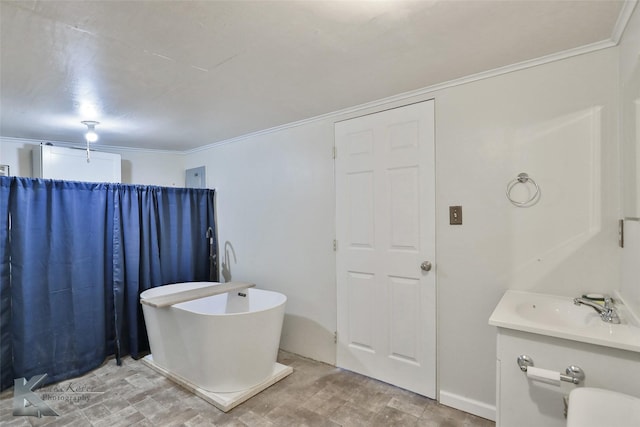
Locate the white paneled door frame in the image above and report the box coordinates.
[335,100,436,398]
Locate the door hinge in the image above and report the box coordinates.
[332,146,337,159]
[333,239,337,251]
[619,219,624,248]
[334,331,337,343]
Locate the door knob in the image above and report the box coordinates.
[420,261,432,272]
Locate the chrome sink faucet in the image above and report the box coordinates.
[573,296,620,324]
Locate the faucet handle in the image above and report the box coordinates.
[603,296,614,308]
[580,293,614,307]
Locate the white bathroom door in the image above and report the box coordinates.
[335,100,436,398]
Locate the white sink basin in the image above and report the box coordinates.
[489,290,640,353]
[514,298,601,329]
[567,388,640,427]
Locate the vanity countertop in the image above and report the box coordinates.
[489,290,640,353]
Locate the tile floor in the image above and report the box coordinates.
[1,351,495,427]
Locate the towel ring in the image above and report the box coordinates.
[506,173,540,207]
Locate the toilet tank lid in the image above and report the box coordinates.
[567,388,640,427]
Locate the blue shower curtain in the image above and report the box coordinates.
[0,178,12,390]
[0,177,216,391]
[8,179,113,386]
[111,185,215,358]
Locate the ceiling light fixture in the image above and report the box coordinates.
[81,120,99,143]
[81,120,100,163]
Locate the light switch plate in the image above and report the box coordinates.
[449,206,463,225]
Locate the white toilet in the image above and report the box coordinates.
[567,388,640,427]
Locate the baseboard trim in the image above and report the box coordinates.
[439,390,496,422]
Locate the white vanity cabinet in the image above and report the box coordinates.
[496,328,640,427]
[490,290,640,427]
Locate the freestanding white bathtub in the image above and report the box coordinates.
[140,282,287,394]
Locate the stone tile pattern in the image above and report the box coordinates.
[1,351,494,427]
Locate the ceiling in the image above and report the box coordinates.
[0,0,630,152]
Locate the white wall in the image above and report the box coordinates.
[0,137,35,177]
[184,121,337,363]
[0,137,183,186]
[117,150,184,187]
[185,47,620,418]
[434,49,619,416]
[620,4,640,219]
[620,5,640,314]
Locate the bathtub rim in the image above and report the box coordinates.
[140,282,287,317]
[173,290,287,317]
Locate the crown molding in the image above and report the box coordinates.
[186,1,639,155]
[185,38,617,155]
